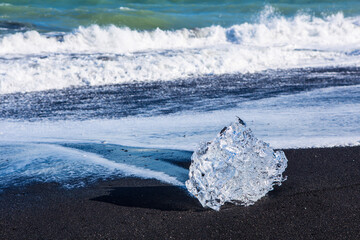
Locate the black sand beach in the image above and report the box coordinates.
[0,146,359,239]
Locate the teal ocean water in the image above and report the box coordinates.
[0,1,360,190]
[1,0,360,32]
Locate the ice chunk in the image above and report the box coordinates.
[185,118,288,211]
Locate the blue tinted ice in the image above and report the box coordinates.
[185,119,288,211]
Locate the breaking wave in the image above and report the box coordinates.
[1,8,360,94]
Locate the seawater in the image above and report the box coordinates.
[0,0,359,190]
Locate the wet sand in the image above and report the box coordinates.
[0,146,360,239]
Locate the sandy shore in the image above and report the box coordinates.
[0,146,359,239]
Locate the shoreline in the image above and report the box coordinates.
[1,146,360,239]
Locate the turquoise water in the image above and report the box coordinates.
[1,0,360,32]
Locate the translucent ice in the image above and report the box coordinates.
[185,118,288,211]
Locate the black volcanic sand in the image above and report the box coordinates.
[0,146,360,239]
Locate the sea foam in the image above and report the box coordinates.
[1,85,360,151]
[1,8,360,94]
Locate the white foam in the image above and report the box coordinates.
[75,146,184,186]
[1,85,359,151]
[0,25,226,55]
[1,8,360,94]
[119,6,135,11]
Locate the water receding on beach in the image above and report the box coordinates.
[0,1,359,195]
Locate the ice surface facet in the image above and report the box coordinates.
[185,119,288,211]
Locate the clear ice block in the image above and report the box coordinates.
[185,118,288,211]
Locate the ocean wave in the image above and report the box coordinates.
[1,8,360,54]
[0,3,11,6]
[1,8,360,94]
